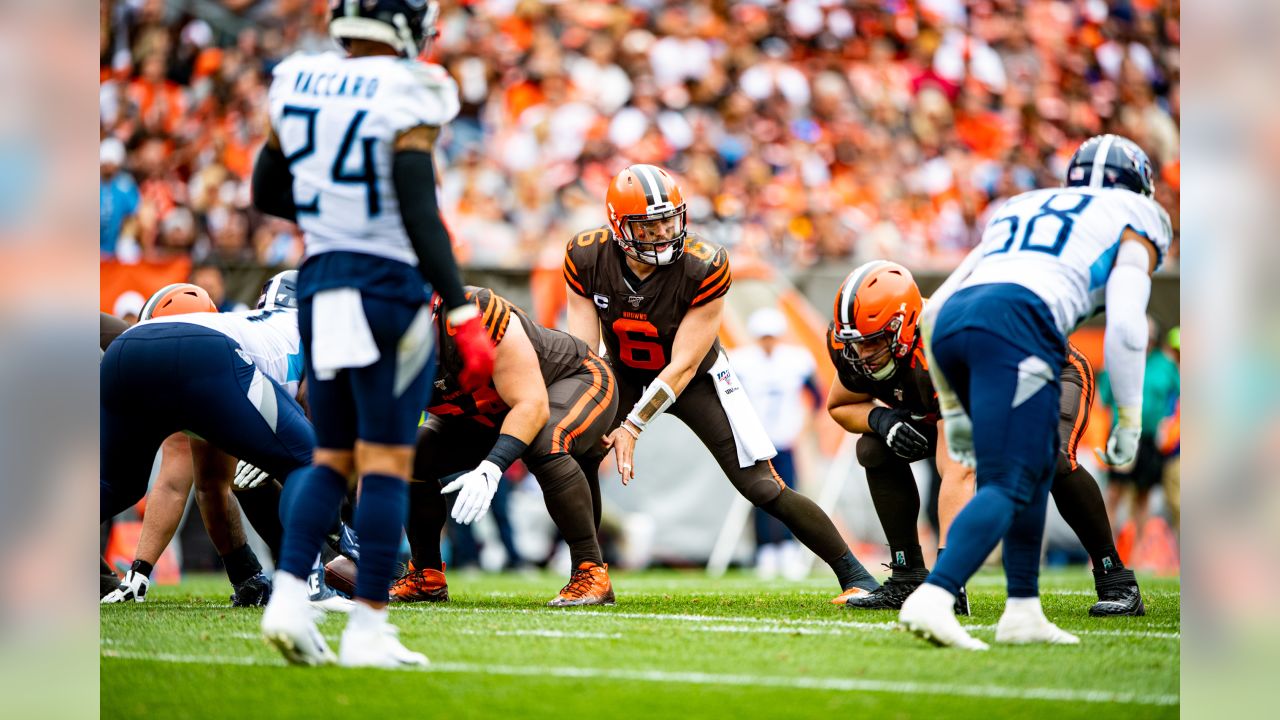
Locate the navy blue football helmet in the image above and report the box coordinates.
[1064,134,1155,198]
[256,270,298,311]
[329,0,440,58]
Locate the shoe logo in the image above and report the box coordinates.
[307,573,321,595]
[1101,557,1114,570]
[1012,355,1053,409]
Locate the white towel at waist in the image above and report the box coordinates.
[707,351,777,468]
[310,287,380,381]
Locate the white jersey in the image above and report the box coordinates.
[131,310,304,397]
[266,52,460,265]
[962,187,1172,336]
[729,344,817,448]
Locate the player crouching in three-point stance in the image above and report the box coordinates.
[899,134,1171,649]
[565,164,880,603]
[254,1,494,668]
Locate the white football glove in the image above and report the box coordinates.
[441,460,502,525]
[234,460,271,490]
[941,409,976,468]
[1101,425,1141,472]
[101,570,150,604]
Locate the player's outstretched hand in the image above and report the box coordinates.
[234,460,271,490]
[450,305,496,393]
[1099,425,1141,472]
[603,425,637,485]
[441,460,501,525]
[940,410,976,468]
[868,407,930,460]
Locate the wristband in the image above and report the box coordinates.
[625,378,675,431]
[484,433,528,472]
[1115,406,1142,430]
[619,421,641,440]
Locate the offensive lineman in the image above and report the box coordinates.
[899,134,1171,649]
[254,1,494,667]
[827,261,1144,616]
[565,164,880,602]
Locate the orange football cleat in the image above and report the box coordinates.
[831,586,872,605]
[390,563,449,603]
[547,562,615,607]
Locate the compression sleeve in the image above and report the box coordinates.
[391,150,468,310]
[1102,240,1153,425]
[250,143,298,223]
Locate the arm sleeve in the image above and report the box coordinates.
[1102,240,1153,418]
[250,143,298,223]
[391,150,468,310]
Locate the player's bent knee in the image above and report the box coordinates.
[856,434,896,469]
[744,475,786,507]
[527,453,580,494]
[354,441,413,480]
[1054,453,1074,478]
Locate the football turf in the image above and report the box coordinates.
[101,569,1179,719]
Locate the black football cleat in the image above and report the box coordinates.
[846,564,928,610]
[1090,568,1145,617]
[954,585,971,616]
[230,572,273,607]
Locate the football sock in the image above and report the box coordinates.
[220,544,262,586]
[353,474,409,604]
[865,458,924,566]
[530,453,603,567]
[891,545,926,572]
[929,485,1016,596]
[278,464,346,579]
[406,480,447,572]
[581,457,603,531]
[1003,483,1051,598]
[129,559,154,580]
[761,488,877,590]
[1052,464,1125,572]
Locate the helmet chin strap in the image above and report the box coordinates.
[869,358,896,381]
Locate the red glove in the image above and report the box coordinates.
[448,304,496,392]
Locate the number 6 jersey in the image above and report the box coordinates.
[564,227,731,386]
[962,187,1172,336]
[266,51,460,267]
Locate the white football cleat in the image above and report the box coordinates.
[899,583,989,651]
[101,570,150,604]
[262,571,336,666]
[338,605,427,669]
[308,566,354,613]
[995,597,1080,645]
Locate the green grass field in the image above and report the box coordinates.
[101,569,1179,719]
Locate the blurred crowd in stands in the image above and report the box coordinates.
[100,0,1180,273]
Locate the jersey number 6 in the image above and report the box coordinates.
[612,318,666,370]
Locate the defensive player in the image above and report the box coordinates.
[827,262,1144,616]
[899,134,1171,648]
[565,164,880,602]
[100,284,317,605]
[254,1,495,667]
[340,287,618,606]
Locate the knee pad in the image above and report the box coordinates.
[743,470,786,507]
[856,434,896,469]
[527,453,581,495]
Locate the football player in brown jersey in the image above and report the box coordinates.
[827,261,1144,616]
[391,287,619,607]
[564,164,880,603]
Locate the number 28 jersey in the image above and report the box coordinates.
[563,229,731,386]
[962,187,1172,336]
[266,52,460,268]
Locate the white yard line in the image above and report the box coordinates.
[406,606,1180,639]
[100,649,1177,707]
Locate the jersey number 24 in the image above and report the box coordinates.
[281,105,380,217]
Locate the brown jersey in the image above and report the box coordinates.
[563,227,731,386]
[827,323,939,421]
[430,286,593,428]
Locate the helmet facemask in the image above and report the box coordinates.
[836,316,906,381]
[614,204,687,266]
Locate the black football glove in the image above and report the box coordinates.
[868,407,931,460]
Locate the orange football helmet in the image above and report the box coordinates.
[605,164,687,266]
[140,283,218,320]
[832,261,922,381]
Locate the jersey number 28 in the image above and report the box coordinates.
[281,105,380,217]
